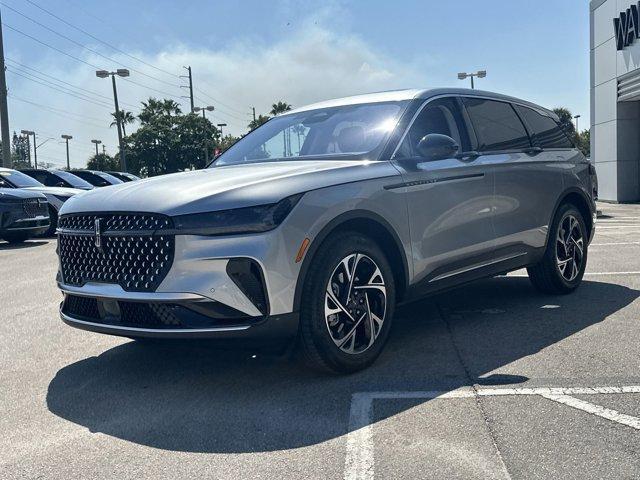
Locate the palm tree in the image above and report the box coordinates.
[269,102,292,156]
[138,98,182,124]
[247,114,270,131]
[110,110,136,136]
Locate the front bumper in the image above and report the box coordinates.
[0,214,50,236]
[59,291,299,346]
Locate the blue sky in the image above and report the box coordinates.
[2,0,590,168]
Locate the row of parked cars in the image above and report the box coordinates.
[0,167,140,244]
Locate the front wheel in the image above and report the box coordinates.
[527,203,588,294]
[2,232,30,244]
[297,231,395,374]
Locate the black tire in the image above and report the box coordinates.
[527,203,588,294]
[297,231,396,374]
[2,232,30,244]
[43,206,58,237]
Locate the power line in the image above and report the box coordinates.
[193,86,250,116]
[7,68,115,109]
[6,58,138,109]
[23,0,181,79]
[2,2,182,89]
[3,23,102,69]
[8,94,110,128]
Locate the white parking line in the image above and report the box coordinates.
[591,242,640,246]
[344,386,640,480]
[508,271,640,277]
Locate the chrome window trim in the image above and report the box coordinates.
[390,94,564,160]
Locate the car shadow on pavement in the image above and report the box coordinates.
[46,277,639,454]
[0,240,48,250]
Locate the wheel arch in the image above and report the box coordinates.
[292,210,410,312]
[548,188,594,245]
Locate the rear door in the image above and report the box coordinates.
[489,103,568,258]
[391,96,496,288]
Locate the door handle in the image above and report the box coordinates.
[525,147,543,155]
[455,151,480,161]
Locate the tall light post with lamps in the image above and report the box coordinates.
[61,134,72,170]
[91,139,102,156]
[96,69,129,172]
[194,105,215,119]
[457,70,487,89]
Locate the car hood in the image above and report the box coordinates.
[0,188,47,200]
[60,160,400,216]
[22,186,83,197]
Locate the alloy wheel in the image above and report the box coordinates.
[556,214,584,282]
[324,253,387,355]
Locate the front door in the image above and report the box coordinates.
[391,96,496,290]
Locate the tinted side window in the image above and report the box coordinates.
[515,105,574,149]
[29,171,49,184]
[394,97,470,158]
[463,98,531,152]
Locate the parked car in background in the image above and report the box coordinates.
[56,88,597,373]
[107,171,141,182]
[0,188,49,243]
[70,170,123,187]
[0,167,83,235]
[20,169,94,190]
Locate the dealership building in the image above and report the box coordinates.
[591,0,640,202]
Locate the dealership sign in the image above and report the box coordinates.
[615,3,640,50]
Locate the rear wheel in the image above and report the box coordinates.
[527,203,588,294]
[297,231,395,373]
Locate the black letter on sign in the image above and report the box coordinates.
[615,12,627,51]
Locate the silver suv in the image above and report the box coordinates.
[56,88,597,373]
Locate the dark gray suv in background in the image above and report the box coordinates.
[56,88,597,373]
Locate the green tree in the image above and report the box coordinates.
[123,98,219,176]
[110,110,136,136]
[11,132,30,168]
[87,153,120,171]
[248,114,270,131]
[577,129,590,158]
[270,102,292,155]
[552,107,577,136]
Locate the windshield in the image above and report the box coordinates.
[213,101,408,166]
[95,172,123,184]
[0,169,43,188]
[52,170,94,189]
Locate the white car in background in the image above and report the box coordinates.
[0,167,83,235]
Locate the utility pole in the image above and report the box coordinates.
[96,69,129,172]
[252,107,256,122]
[61,134,72,170]
[182,66,195,113]
[102,144,106,154]
[0,8,12,168]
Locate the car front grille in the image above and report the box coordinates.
[57,213,175,292]
[23,198,47,218]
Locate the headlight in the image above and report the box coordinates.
[172,193,303,236]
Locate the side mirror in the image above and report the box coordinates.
[416,134,459,161]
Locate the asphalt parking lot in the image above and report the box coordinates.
[2,202,640,480]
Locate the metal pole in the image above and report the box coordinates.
[102,144,105,154]
[201,110,206,119]
[111,74,127,172]
[470,75,474,89]
[187,66,194,113]
[65,138,70,170]
[32,132,37,169]
[0,8,11,168]
[252,107,256,122]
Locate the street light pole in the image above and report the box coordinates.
[61,134,72,170]
[217,123,227,137]
[96,69,129,172]
[91,139,102,156]
[457,70,487,89]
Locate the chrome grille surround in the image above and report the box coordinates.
[57,213,175,293]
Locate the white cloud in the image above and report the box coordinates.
[6,12,429,169]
